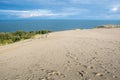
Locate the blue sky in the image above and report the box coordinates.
[0,0,120,20]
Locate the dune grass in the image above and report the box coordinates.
[95,25,120,28]
[0,30,52,46]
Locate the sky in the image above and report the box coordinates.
[0,0,120,20]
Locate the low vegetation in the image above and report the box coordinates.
[95,25,120,28]
[0,30,52,45]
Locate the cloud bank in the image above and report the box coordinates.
[0,0,120,19]
[0,9,79,18]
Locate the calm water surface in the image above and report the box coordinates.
[0,20,120,32]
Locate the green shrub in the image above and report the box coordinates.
[0,30,52,45]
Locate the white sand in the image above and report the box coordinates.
[0,28,120,80]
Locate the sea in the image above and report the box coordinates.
[0,20,120,32]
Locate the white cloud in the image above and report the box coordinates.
[111,7,118,12]
[110,6,119,12]
[0,9,78,18]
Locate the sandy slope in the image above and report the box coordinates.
[0,28,120,80]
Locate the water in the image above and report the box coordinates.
[0,20,120,32]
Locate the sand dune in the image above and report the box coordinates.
[0,28,120,80]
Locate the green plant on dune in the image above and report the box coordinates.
[0,30,52,45]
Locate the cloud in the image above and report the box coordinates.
[0,0,67,6]
[102,14,120,19]
[0,0,11,4]
[110,5,120,12]
[1,0,120,19]
[0,9,78,18]
[70,0,94,4]
[111,7,118,12]
[84,13,120,20]
[70,0,111,4]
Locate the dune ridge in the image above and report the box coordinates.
[0,28,120,80]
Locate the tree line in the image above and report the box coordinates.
[0,30,52,45]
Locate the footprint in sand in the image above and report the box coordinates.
[39,69,65,80]
[95,73,103,77]
[77,70,87,77]
[65,51,81,66]
[78,71,84,77]
[82,65,88,69]
[87,66,94,69]
[113,75,118,78]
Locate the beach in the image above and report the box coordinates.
[0,28,120,80]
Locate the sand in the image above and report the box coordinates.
[0,28,120,80]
